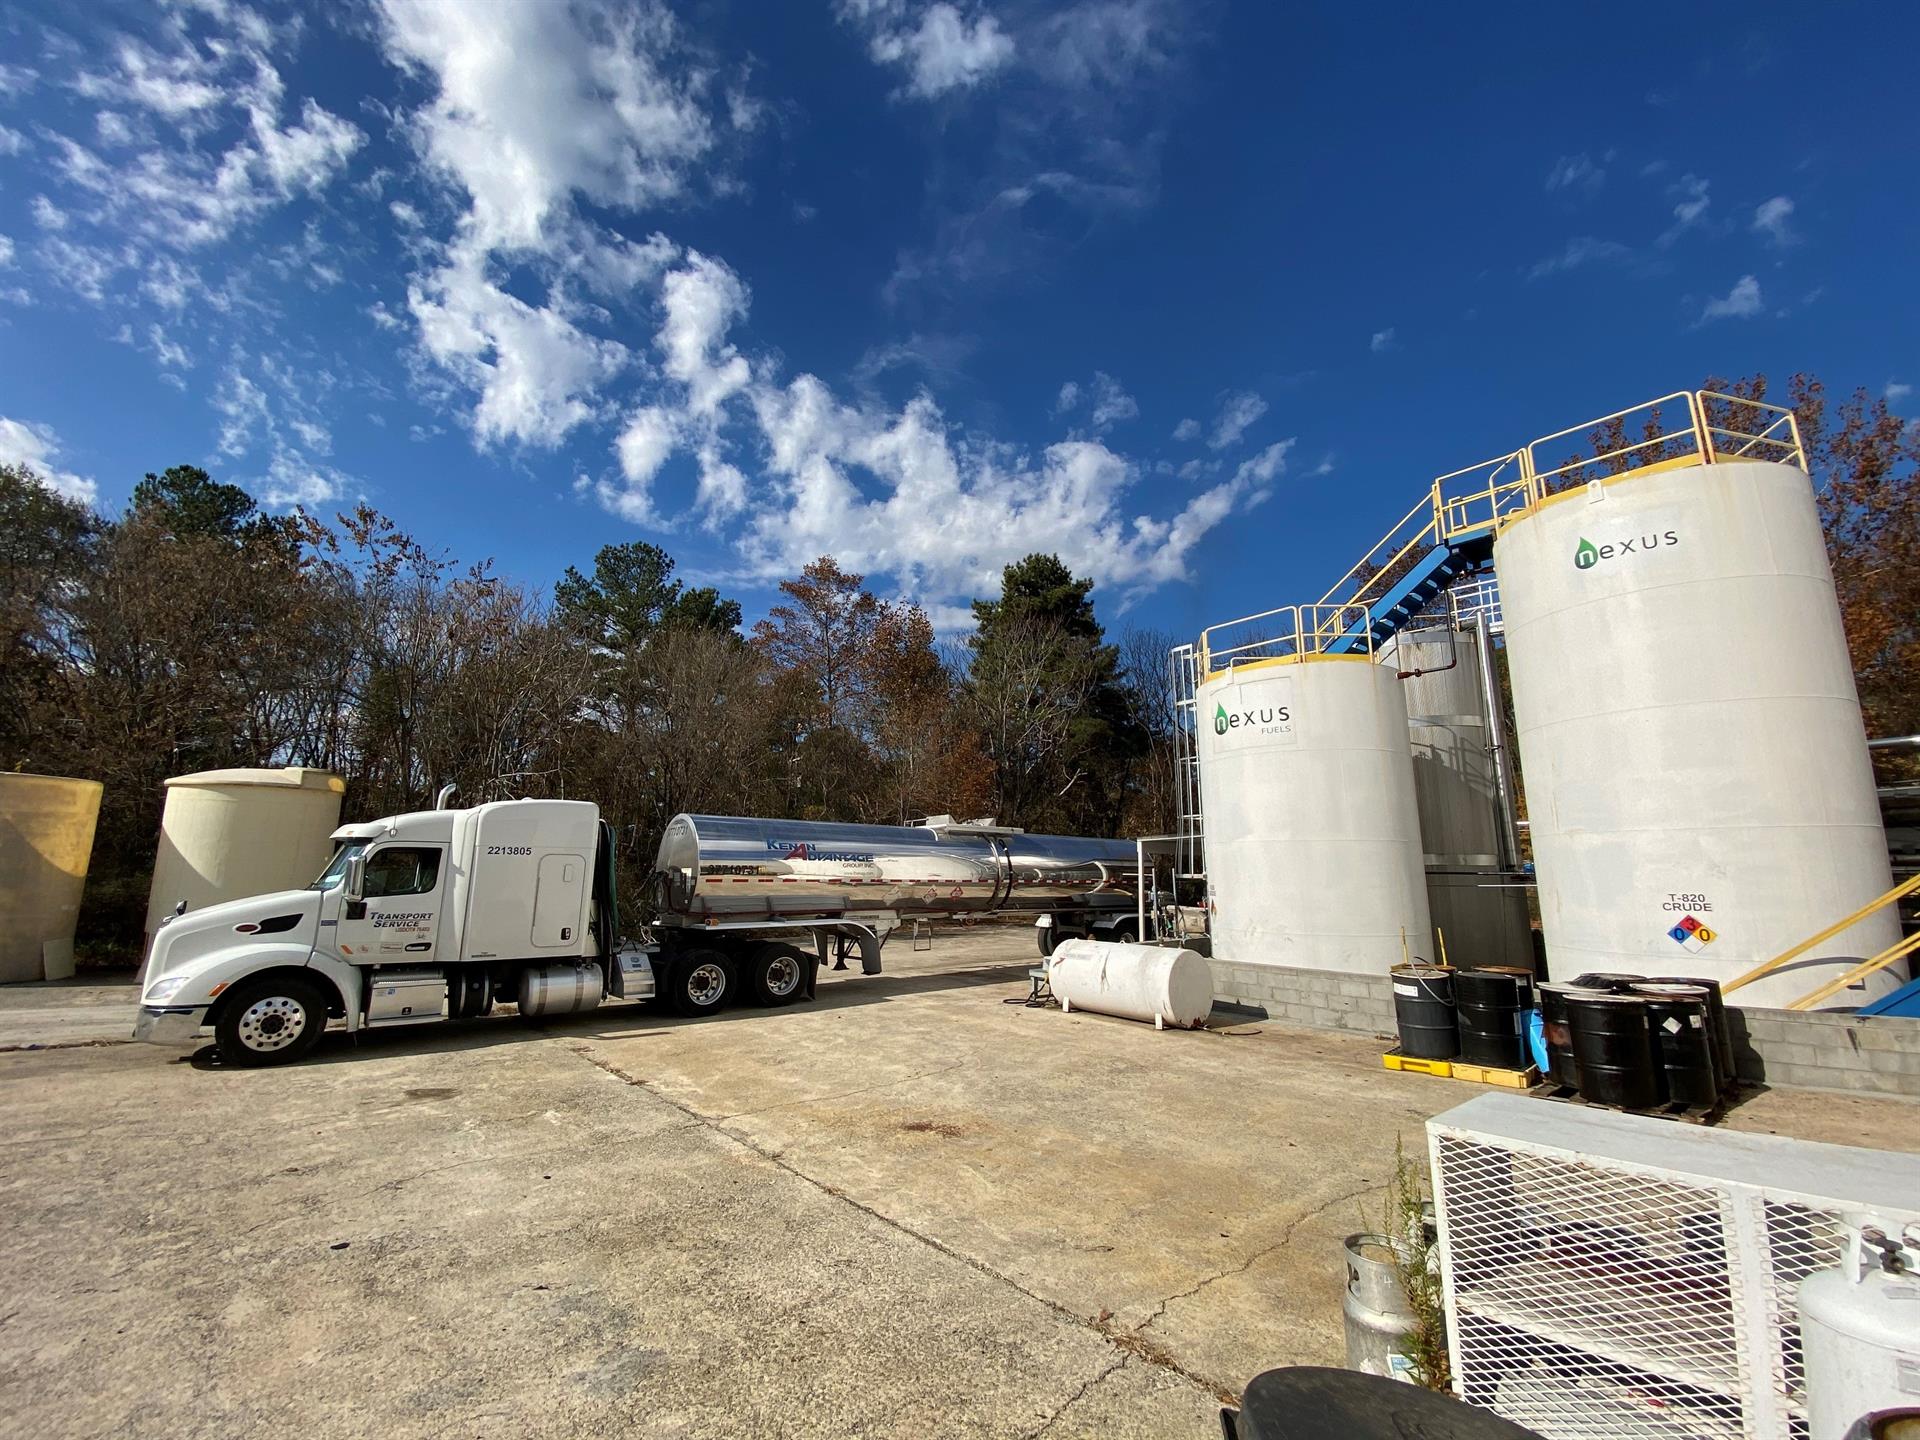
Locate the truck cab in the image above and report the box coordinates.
[137,800,614,1066]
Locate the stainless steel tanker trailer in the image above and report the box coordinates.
[133,798,1142,1066]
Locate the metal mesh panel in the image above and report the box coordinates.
[1757,1201,1846,1428]
[1438,1133,1748,1438]
[1432,1099,1920,1440]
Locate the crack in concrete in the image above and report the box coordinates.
[1022,1353,1129,1439]
[568,1042,1237,1404]
[1135,1179,1386,1336]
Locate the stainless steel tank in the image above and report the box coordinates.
[652,814,1140,921]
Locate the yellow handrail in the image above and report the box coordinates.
[1721,872,1920,997]
[1786,930,1920,1012]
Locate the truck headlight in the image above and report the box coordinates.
[143,974,193,1005]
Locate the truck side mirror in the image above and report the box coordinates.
[344,853,366,903]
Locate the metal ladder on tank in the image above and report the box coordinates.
[1169,643,1205,884]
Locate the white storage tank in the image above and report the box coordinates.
[1196,652,1432,975]
[144,768,346,953]
[1386,623,1534,972]
[1495,457,1898,1008]
[0,773,104,983]
[1047,938,1213,1028]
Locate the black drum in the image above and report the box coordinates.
[1536,982,1593,1090]
[1567,992,1661,1109]
[1661,974,1735,1093]
[1454,968,1527,1070]
[1632,984,1720,1107]
[1391,965,1458,1060]
[1478,964,1537,1010]
[1570,972,1647,994]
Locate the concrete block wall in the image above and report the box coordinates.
[1207,960,1396,1037]
[1207,959,1920,1100]
[1730,1006,1920,1099]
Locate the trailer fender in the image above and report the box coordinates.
[812,923,884,975]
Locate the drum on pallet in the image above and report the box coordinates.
[1536,982,1592,1090]
[1454,968,1527,1070]
[1567,992,1661,1110]
[1570,972,1646,994]
[1391,964,1458,1060]
[1632,983,1720,1108]
[1661,974,1735,1091]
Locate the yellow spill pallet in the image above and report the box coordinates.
[1382,1050,1538,1088]
[1381,1050,1452,1078]
[1452,1060,1540,1089]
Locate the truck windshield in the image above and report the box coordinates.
[311,841,368,890]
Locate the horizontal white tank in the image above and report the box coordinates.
[145,768,346,952]
[1196,657,1433,974]
[1047,939,1213,1028]
[1495,458,1899,1007]
[1386,625,1534,972]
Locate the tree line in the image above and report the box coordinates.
[3,370,1910,958]
[1,464,1174,955]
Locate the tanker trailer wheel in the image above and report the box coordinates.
[667,949,734,1017]
[1037,925,1059,958]
[746,943,807,1006]
[214,974,328,1067]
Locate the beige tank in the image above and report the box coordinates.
[0,774,105,983]
[145,768,345,950]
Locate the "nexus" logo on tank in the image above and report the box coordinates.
[1574,530,1680,570]
[1214,701,1291,736]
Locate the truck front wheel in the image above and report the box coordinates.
[214,974,328,1067]
[666,951,733,1017]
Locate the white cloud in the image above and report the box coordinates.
[31,195,69,232]
[1086,372,1136,430]
[694,447,748,524]
[1370,327,1397,354]
[1700,274,1763,323]
[1885,381,1911,406]
[606,404,678,521]
[0,235,12,268]
[38,237,128,302]
[0,123,24,156]
[1051,371,1136,432]
[1208,390,1267,450]
[1528,234,1629,280]
[1658,173,1710,247]
[1544,153,1604,196]
[148,323,191,370]
[1171,416,1200,443]
[256,450,349,509]
[407,245,628,448]
[377,0,718,253]
[74,35,223,119]
[657,250,752,418]
[1752,195,1796,247]
[841,1,1016,99]
[0,417,99,504]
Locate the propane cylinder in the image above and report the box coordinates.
[1798,1222,1920,1440]
[1047,939,1212,1029]
[1342,1232,1419,1383]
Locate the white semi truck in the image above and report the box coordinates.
[135,798,1141,1066]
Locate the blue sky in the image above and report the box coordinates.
[0,0,1914,640]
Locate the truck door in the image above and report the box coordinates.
[531,852,587,950]
[337,844,447,964]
